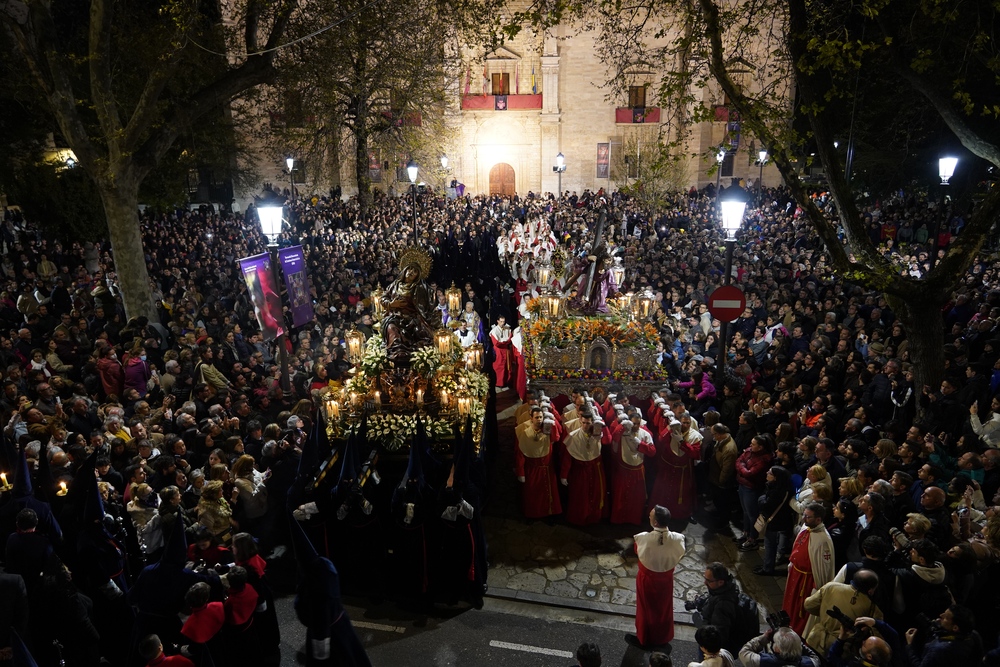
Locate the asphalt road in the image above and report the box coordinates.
[274,594,699,667]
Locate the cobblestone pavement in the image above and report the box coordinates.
[485,396,786,622]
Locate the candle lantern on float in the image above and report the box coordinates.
[610,258,626,290]
[545,291,565,320]
[346,328,365,365]
[635,287,656,320]
[445,283,463,318]
[435,328,453,358]
[371,286,385,321]
[535,260,553,288]
[456,389,472,418]
[464,343,483,370]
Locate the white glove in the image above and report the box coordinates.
[620,419,634,435]
[652,396,664,406]
[542,419,553,435]
[517,476,526,483]
[613,403,625,412]
[560,478,569,486]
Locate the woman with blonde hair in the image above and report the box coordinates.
[232,454,268,533]
[197,480,234,545]
[790,464,831,525]
[838,476,865,503]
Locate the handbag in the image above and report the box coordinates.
[754,491,788,533]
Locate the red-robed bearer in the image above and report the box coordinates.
[629,505,686,650]
[610,412,655,525]
[515,407,562,519]
[560,410,607,525]
[490,316,514,390]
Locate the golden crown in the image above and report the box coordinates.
[398,247,433,281]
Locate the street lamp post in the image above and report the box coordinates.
[715,189,748,388]
[256,205,291,393]
[715,148,726,193]
[407,159,419,246]
[440,155,450,193]
[933,157,959,269]
[757,149,767,201]
[553,152,566,197]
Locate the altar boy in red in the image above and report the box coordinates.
[490,316,514,389]
[515,407,562,518]
[560,411,607,525]
[609,415,655,525]
[629,505,686,651]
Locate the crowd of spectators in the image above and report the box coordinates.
[0,176,996,666]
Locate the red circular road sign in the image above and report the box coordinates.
[708,285,747,322]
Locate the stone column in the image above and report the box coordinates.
[539,33,561,195]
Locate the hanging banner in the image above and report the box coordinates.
[596,143,611,179]
[277,245,315,327]
[368,152,382,183]
[238,253,285,342]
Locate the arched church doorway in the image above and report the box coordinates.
[489,163,516,196]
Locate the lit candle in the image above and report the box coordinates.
[329,400,340,420]
[350,392,359,408]
[441,389,449,408]
[416,389,424,406]
[374,391,381,408]
[57,481,68,496]
[0,472,7,487]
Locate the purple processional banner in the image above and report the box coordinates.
[277,245,315,327]
[238,253,285,342]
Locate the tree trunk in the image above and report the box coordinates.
[886,291,947,417]
[100,185,156,322]
[354,121,372,218]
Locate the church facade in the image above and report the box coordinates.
[440,17,779,198]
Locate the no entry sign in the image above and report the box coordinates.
[708,285,746,322]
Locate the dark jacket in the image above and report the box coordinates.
[696,577,740,652]
[757,467,795,532]
[907,630,984,667]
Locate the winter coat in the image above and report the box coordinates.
[757,467,795,532]
[123,357,152,397]
[696,577,740,653]
[735,448,773,490]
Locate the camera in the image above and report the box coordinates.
[766,610,790,630]
[826,606,859,630]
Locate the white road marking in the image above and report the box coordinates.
[353,620,406,634]
[489,640,574,658]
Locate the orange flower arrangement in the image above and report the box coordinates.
[524,316,658,349]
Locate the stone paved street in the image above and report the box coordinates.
[485,395,786,623]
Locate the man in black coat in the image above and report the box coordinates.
[691,562,741,654]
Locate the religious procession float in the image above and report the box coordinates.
[319,247,490,452]
[501,207,670,399]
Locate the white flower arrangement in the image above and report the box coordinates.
[456,368,490,399]
[361,334,388,377]
[435,371,459,394]
[343,374,369,396]
[363,413,465,452]
[409,346,440,376]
